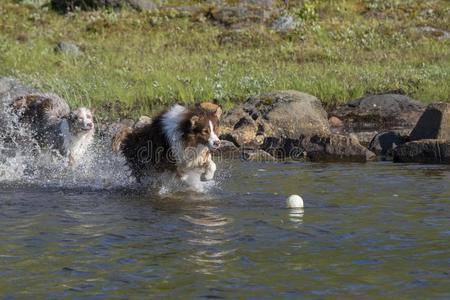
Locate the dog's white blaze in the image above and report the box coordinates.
[161,104,187,163]
[208,120,220,148]
[59,109,95,165]
[77,107,93,130]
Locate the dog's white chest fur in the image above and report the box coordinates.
[59,119,94,164]
[183,144,210,169]
[161,105,208,168]
[161,105,216,179]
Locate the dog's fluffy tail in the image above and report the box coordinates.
[111,126,133,152]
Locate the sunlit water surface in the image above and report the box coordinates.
[1,99,449,298]
[0,160,449,299]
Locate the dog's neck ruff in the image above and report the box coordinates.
[161,105,188,164]
[59,118,94,162]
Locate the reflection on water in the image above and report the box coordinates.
[1,159,450,298]
[288,208,304,225]
[182,207,235,275]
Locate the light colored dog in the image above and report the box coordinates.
[12,93,95,166]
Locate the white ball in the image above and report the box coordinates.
[286,195,304,208]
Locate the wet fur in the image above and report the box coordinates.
[120,103,221,181]
[12,94,95,165]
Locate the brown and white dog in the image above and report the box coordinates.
[12,93,95,166]
[118,102,222,182]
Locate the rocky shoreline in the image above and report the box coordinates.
[1,76,449,164]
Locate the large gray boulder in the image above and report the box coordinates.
[220,114,261,147]
[221,90,375,162]
[393,140,450,164]
[305,134,376,162]
[409,103,450,141]
[220,90,330,146]
[243,90,331,138]
[330,94,425,133]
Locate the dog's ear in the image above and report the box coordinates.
[199,102,222,119]
[190,115,199,127]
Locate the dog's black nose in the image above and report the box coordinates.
[213,140,221,148]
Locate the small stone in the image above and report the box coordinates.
[127,0,157,11]
[271,15,301,32]
[55,41,82,56]
[329,116,343,129]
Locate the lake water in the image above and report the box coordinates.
[0,158,449,299]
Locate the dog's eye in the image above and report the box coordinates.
[202,129,209,134]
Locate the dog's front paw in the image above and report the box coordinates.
[202,160,216,181]
[201,171,214,181]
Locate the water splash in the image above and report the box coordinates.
[141,169,217,195]
[0,103,218,193]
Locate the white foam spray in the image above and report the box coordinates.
[0,104,218,193]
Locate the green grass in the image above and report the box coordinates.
[0,0,449,121]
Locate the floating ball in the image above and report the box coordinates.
[286,195,304,208]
